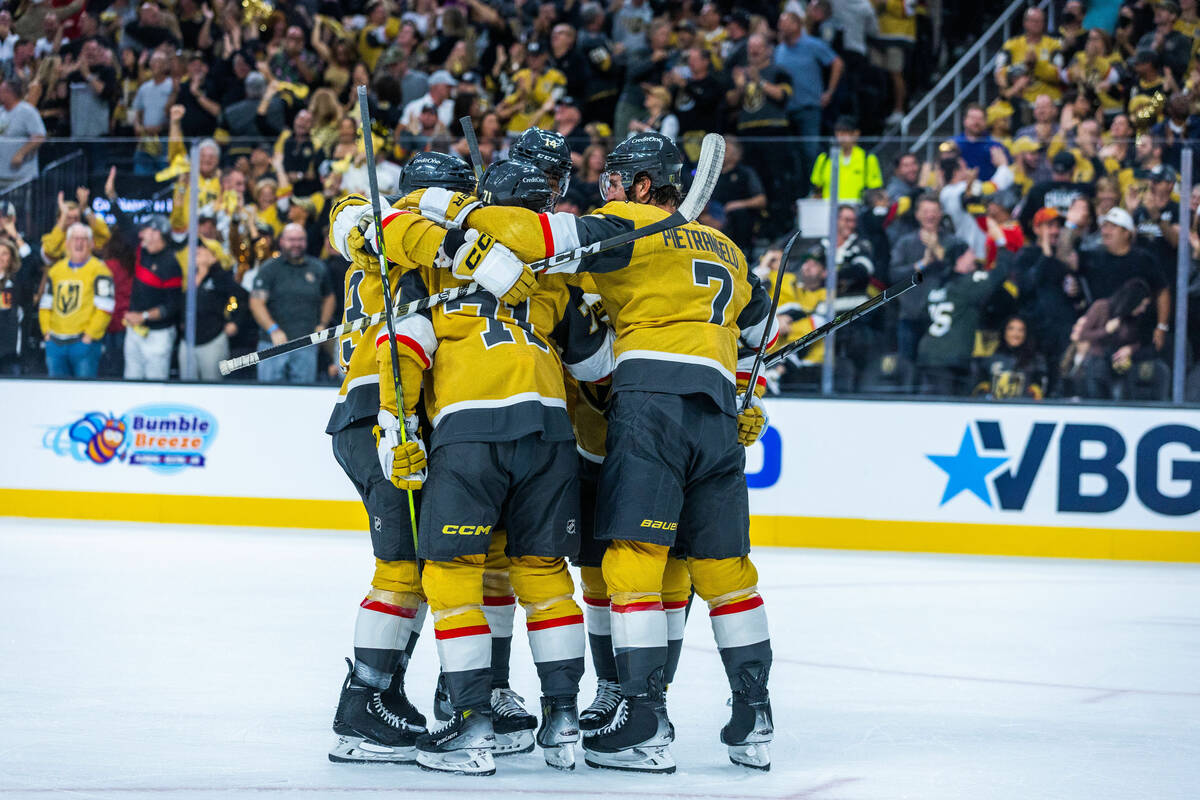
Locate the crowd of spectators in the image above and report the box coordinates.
[0,0,1195,403]
[759,1,1200,402]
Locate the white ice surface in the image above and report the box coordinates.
[0,518,1198,800]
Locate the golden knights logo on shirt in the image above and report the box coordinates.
[55,282,83,315]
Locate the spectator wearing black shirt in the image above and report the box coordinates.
[728,33,793,239]
[250,223,334,384]
[1013,207,1084,390]
[176,52,220,138]
[1019,150,1094,235]
[577,2,622,126]
[182,237,246,381]
[975,316,1048,400]
[1132,164,1181,270]
[1073,207,1172,353]
[548,24,590,112]
[1136,0,1192,80]
[710,137,766,253]
[277,109,322,196]
[118,214,182,381]
[668,47,726,142]
[122,2,180,52]
[0,237,21,374]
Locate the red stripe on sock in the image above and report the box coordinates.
[537,213,554,258]
[360,598,417,618]
[434,624,492,640]
[709,596,764,617]
[611,600,664,614]
[583,596,610,607]
[663,600,689,610]
[482,595,515,606]
[527,614,584,631]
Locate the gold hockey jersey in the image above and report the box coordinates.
[463,202,776,414]
[386,267,613,450]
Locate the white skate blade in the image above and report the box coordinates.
[728,742,771,771]
[492,729,535,756]
[542,743,576,771]
[416,747,496,776]
[584,745,675,774]
[328,736,416,764]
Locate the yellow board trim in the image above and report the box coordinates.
[1,489,1196,563]
[0,488,368,531]
[750,515,1200,563]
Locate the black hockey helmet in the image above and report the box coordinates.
[396,151,477,195]
[601,131,683,202]
[509,127,573,202]
[479,160,556,213]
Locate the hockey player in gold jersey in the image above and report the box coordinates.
[344,160,614,775]
[323,153,537,766]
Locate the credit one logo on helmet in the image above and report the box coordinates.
[926,421,1200,516]
[43,404,218,473]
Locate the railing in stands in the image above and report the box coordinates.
[0,152,87,247]
[883,0,1054,161]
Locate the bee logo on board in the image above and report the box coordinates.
[68,412,127,465]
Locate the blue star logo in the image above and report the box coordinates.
[926,426,1008,507]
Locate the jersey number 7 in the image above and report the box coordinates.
[693,259,733,325]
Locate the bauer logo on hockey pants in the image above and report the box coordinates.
[42,404,218,474]
[640,519,678,530]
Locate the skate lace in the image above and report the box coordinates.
[370,693,404,729]
[582,680,621,717]
[591,696,629,736]
[491,688,529,720]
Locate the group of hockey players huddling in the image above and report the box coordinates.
[323,125,778,776]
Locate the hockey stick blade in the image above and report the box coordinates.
[217,283,478,375]
[679,133,724,222]
[529,133,725,274]
[764,271,924,370]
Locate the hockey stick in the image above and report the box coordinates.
[218,284,478,375]
[740,230,801,412]
[219,134,726,374]
[763,271,924,370]
[459,115,484,183]
[359,85,419,545]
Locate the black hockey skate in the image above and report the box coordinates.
[432,672,453,722]
[381,667,426,732]
[579,679,621,733]
[721,662,773,771]
[537,695,580,770]
[582,694,675,774]
[490,687,537,755]
[416,708,497,776]
[329,658,421,764]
